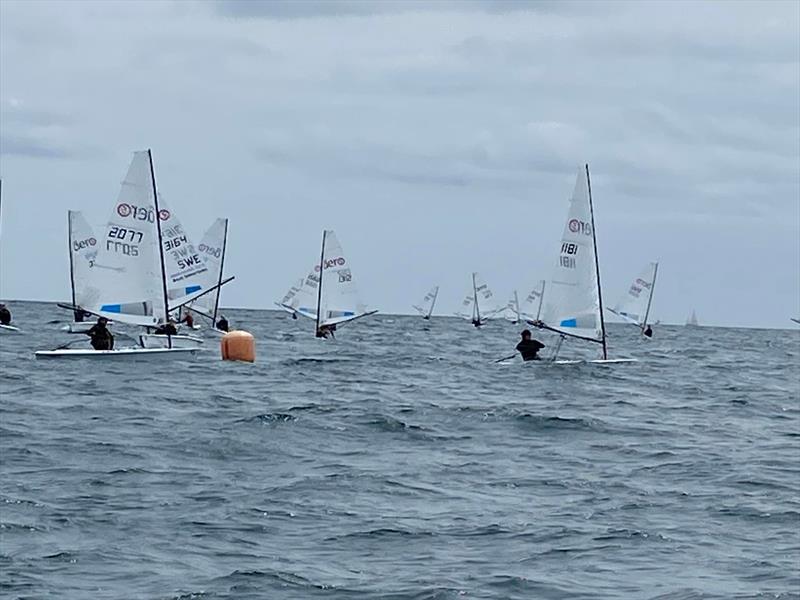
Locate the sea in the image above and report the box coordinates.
[1,300,798,599]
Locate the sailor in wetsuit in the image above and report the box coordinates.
[316,324,336,339]
[216,316,229,332]
[154,319,178,336]
[472,318,482,328]
[643,324,653,338]
[86,317,114,350]
[516,329,545,361]
[0,303,11,326]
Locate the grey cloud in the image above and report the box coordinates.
[0,134,74,159]
[214,0,578,19]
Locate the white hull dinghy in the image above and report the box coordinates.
[413,286,439,320]
[35,347,197,360]
[139,333,204,349]
[0,323,22,334]
[456,272,501,327]
[529,164,637,365]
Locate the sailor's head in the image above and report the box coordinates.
[98,317,108,325]
[520,329,531,340]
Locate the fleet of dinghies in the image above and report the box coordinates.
[6,156,768,363]
[36,150,233,358]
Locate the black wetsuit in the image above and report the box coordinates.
[154,323,178,336]
[216,318,229,332]
[516,339,545,361]
[0,307,11,325]
[86,324,114,350]
[643,326,653,338]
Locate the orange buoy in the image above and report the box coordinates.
[221,330,256,363]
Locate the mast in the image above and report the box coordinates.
[148,149,171,334]
[536,280,545,320]
[428,286,438,319]
[585,163,607,360]
[212,218,229,324]
[315,230,326,334]
[67,211,78,316]
[472,272,481,324]
[642,261,658,331]
[514,290,520,321]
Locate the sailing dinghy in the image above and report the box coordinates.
[608,261,659,336]
[277,267,320,320]
[0,179,20,334]
[529,165,635,364]
[686,310,700,327]
[504,291,521,324]
[280,230,377,336]
[456,272,501,327]
[187,218,230,335]
[413,286,439,320]
[37,150,212,359]
[62,210,100,333]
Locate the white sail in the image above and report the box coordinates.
[316,230,376,327]
[279,268,320,320]
[457,272,500,323]
[520,280,546,321]
[686,310,699,326]
[413,285,439,319]
[68,210,98,307]
[610,262,658,327]
[504,290,520,323]
[539,167,602,341]
[158,196,210,311]
[81,152,164,326]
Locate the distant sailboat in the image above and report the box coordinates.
[280,230,377,336]
[63,210,99,333]
[413,286,439,320]
[519,280,545,322]
[0,178,22,334]
[686,310,700,327]
[187,218,230,333]
[457,272,500,327]
[504,290,521,324]
[609,261,659,335]
[530,165,635,364]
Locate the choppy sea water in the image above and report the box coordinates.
[1,300,798,599]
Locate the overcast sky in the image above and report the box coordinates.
[1,0,798,328]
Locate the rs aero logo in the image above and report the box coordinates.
[315,257,346,271]
[73,237,96,251]
[568,219,593,236]
[116,203,170,221]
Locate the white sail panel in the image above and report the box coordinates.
[68,210,98,307]
[190,218,227,318]
[413,285,439,318]
[82,152,163,326]
[539,168,601,340]
[520,280,545,321]
[158,196,210,310]
[317,230,374,327]
[280,268,319,320]
[611,262,657,326]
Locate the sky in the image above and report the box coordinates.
[0,0,798,328]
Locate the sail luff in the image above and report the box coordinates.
[148,149,170,327]
[642,261,658,330]
[315,230,326,333]
[585,164,607,360]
